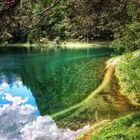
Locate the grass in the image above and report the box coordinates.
[90,112,140,140]
[74,50,140,139]
[61,41,109,49]
[115,50,140,104]
[76,120,110,140]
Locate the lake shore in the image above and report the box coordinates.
[52,54,138,130]
[0,41,110,49]
[76,50,140,139]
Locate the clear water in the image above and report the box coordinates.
[0,47,113,140]
[0,48,113,114]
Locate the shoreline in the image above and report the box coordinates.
[53,56,139,130]
[0,41,110,49]
[76,55,140,139]
[108,51,140,106]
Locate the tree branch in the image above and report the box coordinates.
[33,0,61,27]
[39,0,61,16]
[0,0,20,18]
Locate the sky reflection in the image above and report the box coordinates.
[0,74,39,115]
[0,74,89,140]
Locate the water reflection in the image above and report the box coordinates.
[0,73,89,140]
[0,48,114,139]
[0,48,113,116]
[0,74,38,114]
[0,100,88,140]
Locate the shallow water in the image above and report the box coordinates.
[0,47,113,140]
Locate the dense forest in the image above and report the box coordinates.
[0,0,140,51]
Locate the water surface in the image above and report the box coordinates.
[0,47,113,139]
[0,47,113,114]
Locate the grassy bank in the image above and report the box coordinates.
[76,50,140,140]
[52,59,137,130]
[89,112,140,140]
[115,50,140,104]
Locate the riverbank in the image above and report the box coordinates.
[52,54,138,131]
[76,50,140,140]
[79,112,140,140]
[110,50,140,105]
[0,41,110,49]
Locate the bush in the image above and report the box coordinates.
[111,22,140,52]
[116,52,140,103]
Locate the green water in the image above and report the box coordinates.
[0,47,113,115]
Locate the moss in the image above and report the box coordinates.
[91,112,140,140]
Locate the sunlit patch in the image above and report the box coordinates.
[133,52,140,58]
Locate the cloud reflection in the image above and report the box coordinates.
[0,103,89,140]
[0,82,8,90]
[0,75,89,140]
[3,93,29,105]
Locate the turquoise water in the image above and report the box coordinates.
[0,48,113,115]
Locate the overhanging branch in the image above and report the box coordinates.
[0,0,20,18]
[33,0,61,27]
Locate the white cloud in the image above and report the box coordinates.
[15,79,23,86]
[0,82,8,90]
[4,93,29,105]
[0,104,89,140]
[21,116,89,140]
[0,104,35,140]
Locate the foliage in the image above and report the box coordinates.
[91,112,140,140]
[0,0,62,43]
[111,22,140,52]
[115,51,140,103]
[66,0,140,49]
[0,0,140,52]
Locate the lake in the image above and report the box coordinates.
[0,47,113,140]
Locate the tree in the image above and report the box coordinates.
[0,0,140,50]
[65,0,140,49]
[0,0,61,43]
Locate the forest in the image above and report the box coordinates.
[0,0,140,51]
